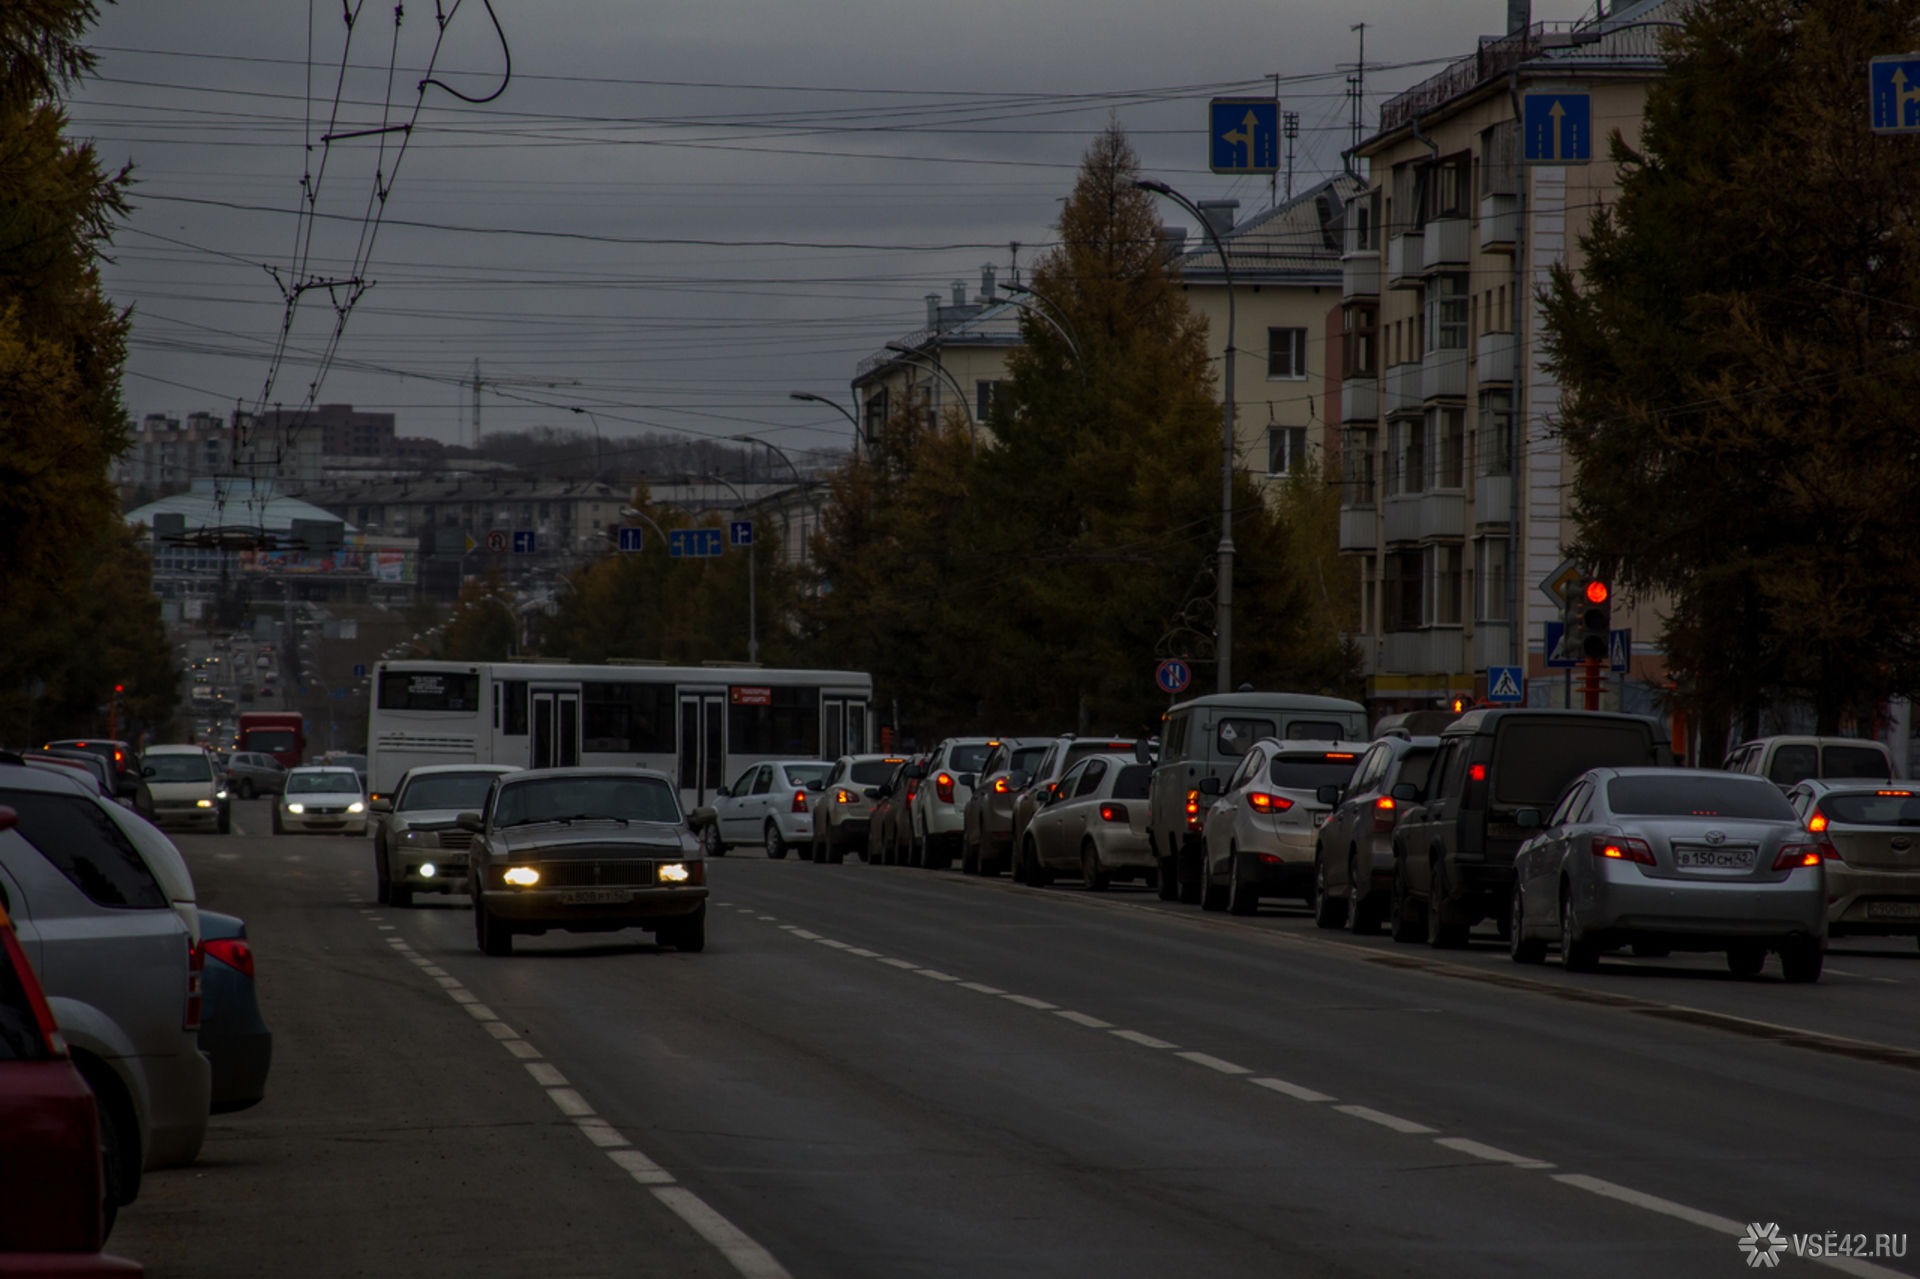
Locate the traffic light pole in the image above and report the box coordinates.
[1582,658,1602,712]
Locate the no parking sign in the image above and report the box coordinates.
[1155,659,1192,695]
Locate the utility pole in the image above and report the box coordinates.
[1284,111,1300,199]
[1349,22,1367,151]
[467,359,577,447]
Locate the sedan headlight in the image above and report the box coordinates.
[657,862,691,883]
[196,799,214,808]
[286,801,305,814]
[348,801,365,814]
[503,865,540,887]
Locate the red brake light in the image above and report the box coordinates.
[203,937,255,980]
[1098,802,1129,823]
[993,776,1009,794]
[1590,835,1655,865]
[1325,752,1356,760]
[1773,843,1823,870]
[1469,764,1487,782]
[1876,790,1913,797]
[936,772,955,803]
[1807,812,1828,833]
[791,789,809,814]
[1247,792,1294,814]
[1374,796,1395,811]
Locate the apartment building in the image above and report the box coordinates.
[1340,0,1676,714]
[853,268,1022,449]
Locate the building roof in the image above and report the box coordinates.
[1176,173,1365,284]
[124,478,359,541]
[855,297,1024,384]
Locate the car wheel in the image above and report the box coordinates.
[1023,838,1053,888]
[1155,842,1177,900]
[1559,892,1598,972]
[810,831,825,863]
[1227,848,1259,916]
[662,904,707,953]
[1311,852,1346,927]
[1426,859,1469,949]
[1345,852,1377,935]
[1779,938,1822,983]
[78,1059,137,1224]
[1726,941,1767,978]
[961,831,979,876]
[701,824,726,858]
[926,833,952,872]
[828,831,845,865]
[1081,840,1110,891]
[238,779,255,800]
[1389,855,1423,944]
[390,881,414,909]
[1509,887,1546,964]
[476,899,513,956]
[1199,849,1227,912]
[271,805,283,835]
[765,822,788,860]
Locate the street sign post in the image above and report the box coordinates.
[1209,98,1280,174]
[617,526,645,553]
[1523,93,1591,164]
[729,520,754,548]
[511,531,536,554]
[485,529,509,554]
[1869,54,1920,133]
[1485,665,1525,705]
[667,528,724,559]
[1155,659,1193,695]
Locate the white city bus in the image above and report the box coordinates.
[366,660,875,809]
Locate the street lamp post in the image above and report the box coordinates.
[998,281,1084,368]
[1137,177,1237,693]
[731,435,814,565]
[789,391,861,459]
[883,342,977,448]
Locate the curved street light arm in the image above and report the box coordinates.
[883,342,977,448]
[789,391,862,459]
[995,292,1084,368]
[730,434,807,485]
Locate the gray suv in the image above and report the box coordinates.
[1386,709,1671,948]
[225,750,287,798]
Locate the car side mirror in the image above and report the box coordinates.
[369,797,392,814]
[1391,782,1421,802]
[1134,741,1153,765]
[1198,776,1222,796]
[1316,783,1342,806]
[1514,807,1543,829]
[958,773,977,790]
[455,812,484,833]
[715,786,730,799]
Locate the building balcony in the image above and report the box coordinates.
[1381,628,1465,676]
[1471,623,1514,672]
[1474,473,1514,525]
[1341,375,1379,424]
[1384,362,1422,415]
[1382,494,1421,544]
[1422,346,1468,401]
[1479,193,1518,252]
[1339,505,1377,553]
[1387,233,1425,289]
[1342,252,1380,299]
[1420,217,1470,273]
[1476,330,1515,385]
[1419,490,1465,539]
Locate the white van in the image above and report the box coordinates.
[1723,736,1896,790]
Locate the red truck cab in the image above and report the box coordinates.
[236,712,305,770]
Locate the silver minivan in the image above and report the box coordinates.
[0,764,212,1211]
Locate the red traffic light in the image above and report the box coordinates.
[113,684,124,694]
[1584,580,1609,605]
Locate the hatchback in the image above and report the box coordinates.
[1786,780,1920,947]
[1018,755,1155,890]
[808,754,905,863]
[961,737,1051,877]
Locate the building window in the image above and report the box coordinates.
[1475,537,1512,622]
[1480,121,1518,197]
[1477,391,1513,477]
[1387,419,1423,496]
[1424,543,1463,627]
[1426,275,1469,353]
[1341,428,1377,505]
[861,388,888,449]
[1267,327,1308,380]
[1267,426,1308,476]
[1383,550,1422,633]
[1421,154,1471,223]
[1427,407,1465,489]
[1342,305,1377,378]
[1349,189,1381,253]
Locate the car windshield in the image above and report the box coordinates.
[248,729,297,754]
[400,773,502,811]
[949,744,993,772]
[1606,775,1795,820]
[849,761,898,785]
[783,764,829,787]
[145,753,212,783]
[287,770,361,795]
[1268,756,1359,790]
[1818,791,1920,827]
[494,775,681,826]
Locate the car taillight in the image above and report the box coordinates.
[1590,835,1655,865]
[1372,795,1396,832]
[791,789,809,814]
[1807,812,1828,832]
[834,788,855,804]
[993,776,1009,794]
[184,937,205,1031]
[204,937,255,980]
[1247,792,1294,814]
[1185,789,1202,828]
[1773,842,1823,870]
[1469,764,1486,782]
[906,782,918,802]
[936,772,955,803]
[1098,803,1129,823]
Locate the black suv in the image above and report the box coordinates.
[1387,709,1671,948]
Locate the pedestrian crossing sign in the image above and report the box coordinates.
[1486,665,1524,705]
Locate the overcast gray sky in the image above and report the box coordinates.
[71,0,1605,465]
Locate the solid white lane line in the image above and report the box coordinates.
[462,1002,498,1020]
[917,969,960,982]
[1177,1051,1251,1076]
[1434,1137,1553,1169]
[608,1147,673,1183]
[577,1118,629,1149]
[1001,994,1058,1010]
[547,1088,594,1117]
[879,957,921,970]
[650,1186,795,1279]
[958,981,1005,995]
[525,1062,568,1087]
[502,1040,542,1060]
[1109,1029,1176,1049]
[1249,1077,1335,1103]
[481,1020,520,1040]
[1335,1105,1437,1135]
[1054,1010,1114,1029]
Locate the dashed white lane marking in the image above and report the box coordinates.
[546,1087,594,1117]
[462,1002,498,1020]
[1176,1051,1251,1076]
[651,1186,795,1279]
[422,965,449,977]
[577,1117,628,1149]
[1434,1137,1553,1169]
[525,1062,569,1087]
[959,981,1005,995]
[917,969,960,982]
[878,957,920,970]
[449,988,479,1003]
[376,924,395,931]
[503,1040,542,1060]
[1054,1010,1113,1029]
[789,929,821,940]
[609,1147,673,1184]
[482,1020,519,1040]
[1553,1174,1739,1234]
[844,947,881,958]
[815,939,851,950]
[1109,1029,1176,1049]
[1335,1105,1437,1135]
[757,915,777,921]
[214,852,241,861]
[434,976,464,988]
[1250,1077,1335,1103]
[1001,994,1057,1010]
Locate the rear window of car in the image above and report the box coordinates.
[1284,720,1354,742]
[1114,765,1152,799]
[1389,748,1435,786]
[849,761,896,785]
[1489,720,1657,806]
[1822,746,1892,780]
[947,744,993,773]
[1766,745,1818,786]
[782,764,828,788]
[145,753,212,783]
[0,790,168,910]
[1818,791,1920,826]
[1216,719,1273,757]
[1268,755,1359,791]
[1606,775,1795,820]
[1065,740,1133,768]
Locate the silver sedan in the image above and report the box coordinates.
[1509,768,1826,981]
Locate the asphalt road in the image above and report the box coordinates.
[110,805,1920,1278]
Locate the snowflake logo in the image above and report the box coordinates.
[1739,1223,1788,1268]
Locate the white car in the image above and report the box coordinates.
[908,737,999,869]
[1200,739,1368,915]
[703,759,830,860]
[140,744,231,833]
[274,767,367,835]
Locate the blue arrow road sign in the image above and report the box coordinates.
[668,528,724,558]
[617,526,645,553]
[729,520,754,548]
[511,530,536,554]
[1523,93,1591,164]
[1155,659,1192,694]
[1485,665,1525,705]
[1870,55,1920,133]
[1209,98,1280,174]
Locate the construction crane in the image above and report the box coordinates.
[468,358,577,446]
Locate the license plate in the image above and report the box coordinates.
[558,888,633,906]
[1675,846,1755,870]
[1866,901,1920,920]
[1314,812,1330,828]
